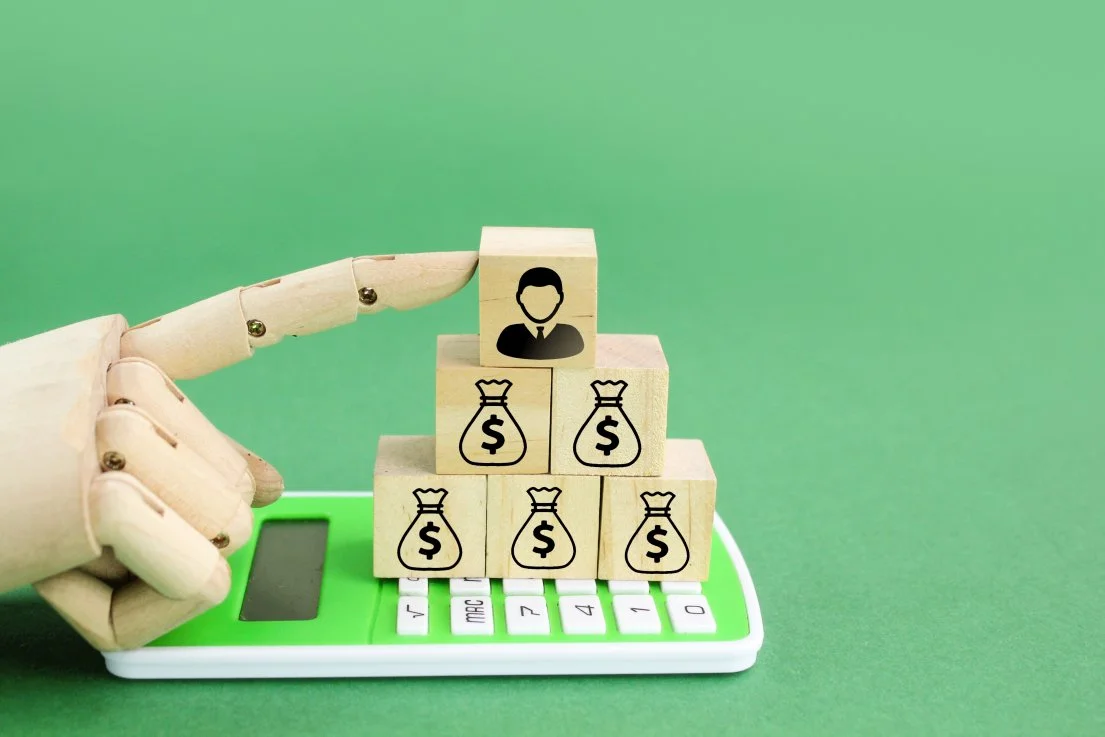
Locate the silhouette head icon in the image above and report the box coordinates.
[495,265,584,360]
[515,267,563,324]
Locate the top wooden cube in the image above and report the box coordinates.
[478,227,597,369]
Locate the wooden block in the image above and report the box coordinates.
[478,226,597,368]
[551,334,668,476]
[598,439,716,582]
[373,436,487,578]
[486,475,600,580]
[435,335,551,475]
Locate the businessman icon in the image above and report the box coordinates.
[495,267,584,360]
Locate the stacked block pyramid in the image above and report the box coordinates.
[374,227,717,582]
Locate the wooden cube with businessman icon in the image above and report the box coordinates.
[478,227,597,369]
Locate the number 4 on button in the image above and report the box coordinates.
[558,595,607,635]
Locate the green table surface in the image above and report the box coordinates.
[1,2,1102,735]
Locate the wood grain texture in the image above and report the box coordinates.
[351,251,477,312]
[89,472,225,601]
[239,259,360,348]
[551,334,669,476]
[486,474,600,580]
[121,289,253,380]
[598,439,716,582]
[0,315,125,592]
[106,358,255,503]
[373,435,487,578]
[436,334,551,475]
[478,226,597,369]
[95,406,253,555]
[121,251,477,380]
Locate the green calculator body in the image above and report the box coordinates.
[104,492,764,678]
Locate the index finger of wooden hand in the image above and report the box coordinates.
[118,251,477,380]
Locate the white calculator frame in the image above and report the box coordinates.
[104,492,764,679]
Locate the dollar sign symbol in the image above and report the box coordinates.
[480,414,506,455]
[594,415,620,456]
[645,524,668,563]
[531,521,556,559]
[418,521,442,559]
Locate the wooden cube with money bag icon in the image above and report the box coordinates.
[599,439,716,582]
[374,435,487,578]
[436,334,551,474]
[486,474,601,580]
[551,334,669,476]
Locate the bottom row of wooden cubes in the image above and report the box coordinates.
[373,435,717,582]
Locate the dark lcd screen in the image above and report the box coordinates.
[239,519,329,622]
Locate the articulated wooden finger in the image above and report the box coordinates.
[222,432,284,507]
[95,405,253,555]
[89,472,224,600]
[110,569,229,651]
[80,549,131,585]
[34,558,230,652]
[239,259,360,348]
[34,570,118,650]
[106,357,254,503]
[118,251,476,380]
[353,251,478,313]
[120,289,254,380]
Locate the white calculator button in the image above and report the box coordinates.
[502,578,544,595]
[398,577,428,597]
[505,595,551,635]
[607,580,650,595]
[666,595,717,634]
[396,596,429,636]
[555,579,597,595]
[612,595,662,635]
[558,596,606,635]
[660,581,702,595]
[449,578,491,596]
[450,596,494,635]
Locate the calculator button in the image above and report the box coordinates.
[502,578,544,595]
[396,596,429,636]
[612,595,662,635]
[450,596,494,635]
[398,577,428,597]
[665,595,717,634]
[558,596,606,635]
[505,596,551,635]
[660,581,702,595]
[449,578,491,596]
[554,579,597,595]
[607,580,650,595]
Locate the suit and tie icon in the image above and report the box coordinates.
[495,267,584,360]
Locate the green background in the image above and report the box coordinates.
[1,1,1102,734]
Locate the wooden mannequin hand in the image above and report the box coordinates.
[0,252,477,651]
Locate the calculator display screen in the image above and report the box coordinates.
[239,519,329,622]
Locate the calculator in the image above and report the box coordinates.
[103,492,764,679]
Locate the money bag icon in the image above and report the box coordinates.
[459,379,526,466]
[625,491,689,575]
[511,487,576,570]
[397,489,463,571]
[573,380,641,468]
